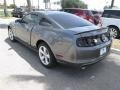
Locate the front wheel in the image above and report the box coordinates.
[109,27,120,39]
[8,28,15,42]
[38,43,57,68]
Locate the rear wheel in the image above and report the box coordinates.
[109,26,120,39]
[38,43,57,68]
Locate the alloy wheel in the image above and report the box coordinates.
[39,46,50,65]
[8,29,14,41]
[110,28,118,39]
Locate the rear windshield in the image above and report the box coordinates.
[48,13,92,29]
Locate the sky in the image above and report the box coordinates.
[0,0,120,10]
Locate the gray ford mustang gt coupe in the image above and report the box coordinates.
[8,11,112,68]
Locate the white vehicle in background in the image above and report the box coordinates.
[102,9,120,39]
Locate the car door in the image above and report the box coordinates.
[102,10,112,27]
[15,13,40,44]
[30,16,59,47]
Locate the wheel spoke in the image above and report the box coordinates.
[9,29,14,40]
[39,49,44,55]
[40,55,45,60]
[44,57,49,65]
[46,54,50,59]
[110,28,118,38]
[43,46,47,54]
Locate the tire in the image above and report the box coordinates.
[38,43,57,68]
[8,28,15,42]
[109,26,120,39]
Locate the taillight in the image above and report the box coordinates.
[76,33,110,47]
[76,37,89,47]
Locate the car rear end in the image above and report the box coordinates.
[73,27,111,65]
[48,12,111,66]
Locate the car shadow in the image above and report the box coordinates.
[5,38,120,90]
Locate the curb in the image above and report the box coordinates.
[111,48,120,55]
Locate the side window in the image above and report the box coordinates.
[102,10,111,18]
[31,14,40,23]
[109,10,120,19]
[22,14,40,24]
[22,14,33,23]
[39,17,60,28]
[39,18,52,26]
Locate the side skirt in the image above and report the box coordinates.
[15,37,38,53]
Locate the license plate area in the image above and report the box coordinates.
[100,47,106,55]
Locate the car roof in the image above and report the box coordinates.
[104,9,120,11]
[64,8,89,10]
[32,10,67,15]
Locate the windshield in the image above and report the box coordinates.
[48,12,93,29]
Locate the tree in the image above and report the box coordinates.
[43,0,50,9]
[111,0,115,8]
[0,3,3,9]
[4,0,8,17]
[38,0,39,9]
[61,0,87,9]
[13,0,16,8]
[26,0,32,12]
[53,1,61,5]
[7,4,16,9]
[104,5,111,9]
[104,5,118,9]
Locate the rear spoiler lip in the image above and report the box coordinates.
[74,27,108,35]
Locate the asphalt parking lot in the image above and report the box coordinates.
[1,21,120,90]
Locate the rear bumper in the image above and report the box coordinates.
[57,40,111,66]
[58,53,108,66]
[75,41,111,63]
[75,52,109,66]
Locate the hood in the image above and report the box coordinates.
[65,25,103,35]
